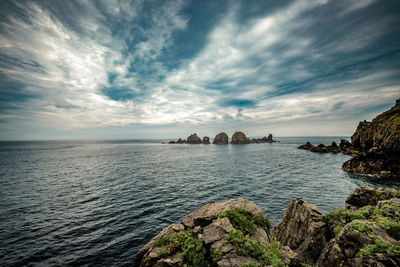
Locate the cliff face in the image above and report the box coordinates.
[342,99,400,178]
[134,187,400,267]
[351,99,400,152]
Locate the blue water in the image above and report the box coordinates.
[1,137,399,266]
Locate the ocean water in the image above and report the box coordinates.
[1,137,399,266]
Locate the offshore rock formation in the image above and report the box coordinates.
[298,99,400,178]
[213,132,229,144]
[342,99,400,178]
[134,187,400,267]
[187,133,202,144]
[203,136,210,144]
[231,132,250,144]
[250,134,278,143]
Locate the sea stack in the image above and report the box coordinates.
[231,131,250,144]
[186,133,202,144]
[202,136,210,144]
[212,132,228,144]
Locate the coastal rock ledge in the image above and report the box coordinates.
[134,187,400,267]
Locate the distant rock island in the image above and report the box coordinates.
[298,99,400,179]
[168,132,277,145]
[134,186,400,267]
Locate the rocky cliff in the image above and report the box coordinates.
[298,99,400,178]
[342,99,400,178]
[134,187,400,267]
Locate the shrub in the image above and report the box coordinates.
[219,208,272,234]
[153,236,169,247]
[375,217,400,240]
[169,230,208,267]
[226,230,285,266]
[357,238,400,264]
[333,225,343,237]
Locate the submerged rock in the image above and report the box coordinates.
[203,136,210,144]
[231,131,250,144]
[213,132,229,144]
[187,133,202,144]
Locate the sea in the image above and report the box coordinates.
[1,137,399,266]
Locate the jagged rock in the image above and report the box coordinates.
[134,198,277,267]
[202,136,210,144]
[345,186,378,209]
[176,138,186,144]
[298,142,314,150]
[272,198,328,264]
[187,133,202,144]
[213,132,229,144]
[231,131,250,144]
[168,141,175,144]
[266,133,275,143]
[310,144,328,153]
[342,99,400,178]
[250,133,278,143]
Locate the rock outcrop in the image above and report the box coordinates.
[133,199,285,267]
[213,132,229,145]
[272,198,328,265]
[203,136,210,144]
[187,133,202,144]
[135,187,400,267]
[343,99,400,178]
[250,134,278,143]
[298,99,400,178]
[231,132,250,144]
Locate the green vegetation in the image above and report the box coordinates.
[226,230,286,267]
[242,263,262,267]
[153,236,169,247]
[333,225,343,237]
[169,230,208,267]
[157,249,169,258]
[219,208,271,234]
[376,188,400,199]
[374,217,400,240]
[151,230,208,267]
[357,238,400,264]
[212,248,223,259]
[325,208,367,223]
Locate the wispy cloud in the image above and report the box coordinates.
[0,0,399,139]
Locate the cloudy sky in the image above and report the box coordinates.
[0,0,399,140]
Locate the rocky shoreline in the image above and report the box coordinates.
[298,99,400,179]
[134,186,400,267]
[168,132,278,145]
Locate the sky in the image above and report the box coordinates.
[0,0,399,140]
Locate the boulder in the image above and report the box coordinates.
[202,136,210,144]
[310,144,328,153]
[134,198,281,267]
[272,198,328,264]
[213,132,229,144]
[187,133,202,144]
[231,131,250,144]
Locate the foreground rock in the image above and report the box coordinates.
[134,199,285,267]
[273,186,400,266]
[272,198,328,265]
[231,132,250,144]
[213,132,229,144]
[135,187,400,266]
